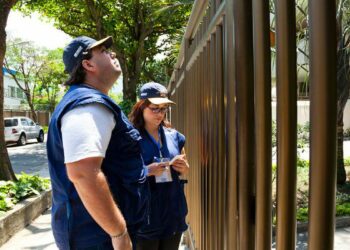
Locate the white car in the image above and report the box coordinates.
[4,116,44,146]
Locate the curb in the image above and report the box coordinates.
[184,216,350,248]
[271,216,350,236]
[296,216,350,234]
[0,189,52,247]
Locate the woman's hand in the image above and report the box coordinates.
[147,162,168,176]
[171,154,189,175]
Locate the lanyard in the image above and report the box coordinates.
[147,127,163,158]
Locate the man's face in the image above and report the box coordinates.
[88,45,122,83]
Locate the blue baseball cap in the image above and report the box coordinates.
[140,82,175,105]
[63,36,113,74]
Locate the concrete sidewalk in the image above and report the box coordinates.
[0,209,56,250]
[1,208,350,250]
[0,208,188,250]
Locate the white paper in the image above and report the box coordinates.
[169,154,182,165]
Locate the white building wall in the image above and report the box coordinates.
[4,72,26,109]
[272,100,350,129]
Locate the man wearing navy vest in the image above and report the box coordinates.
[47,36,149,250]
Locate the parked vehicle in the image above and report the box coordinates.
[4,117,44,146]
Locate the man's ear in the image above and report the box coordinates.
[81,59,95,72]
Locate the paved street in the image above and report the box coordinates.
[7,136,49,178]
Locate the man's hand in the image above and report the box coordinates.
[111,232,132,250]
[147,162,168,176]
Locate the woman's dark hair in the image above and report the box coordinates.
[129,99,172,131]
[65,50,93,86]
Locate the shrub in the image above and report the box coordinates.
[0,173,50,214]
[42,126,48,133]
[344,157,350,166]
[118,99,135,117]
[336,203,350,216]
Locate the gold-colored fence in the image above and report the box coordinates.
[168,0,337,249]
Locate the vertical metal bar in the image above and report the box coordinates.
[216,24,225,250]
[204,41,210,250]
[252,0,272,249]
[225,0,238,249]
[233,0,256,249]
[308,0,337,249]
[275,0,297,249]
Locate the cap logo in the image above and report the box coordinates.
[140,93,147,97]
[159,92,167,97]
[74,46,83,58]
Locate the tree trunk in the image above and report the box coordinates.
[337,119,346,184]
[25,92,38,122]
[0,0,18,181]
[336,34,350,185]
[125,75,138,102]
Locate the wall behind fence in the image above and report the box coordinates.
[4,110,50,126]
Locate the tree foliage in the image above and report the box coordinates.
[18,0,193,102]
[5,39,66,114]
[34,48,66,113]
[4,38,47,122]
[271,0,350,184]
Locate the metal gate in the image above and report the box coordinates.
[167,0,337,249]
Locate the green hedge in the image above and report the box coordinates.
[296,203,350,222]
[0,173,50,216]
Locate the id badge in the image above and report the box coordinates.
[154,157,173,183]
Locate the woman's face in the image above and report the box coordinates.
[143,103,169,128]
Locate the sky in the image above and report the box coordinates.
[6,10,123,93]
[6,11,71,49]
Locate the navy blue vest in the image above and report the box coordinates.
[137,126,188,240]
[47,84,148,249]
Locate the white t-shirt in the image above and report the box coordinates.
[61,103,116,163]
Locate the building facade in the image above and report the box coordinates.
[3,67,26,110]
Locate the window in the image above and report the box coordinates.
[28,119,35,126]
[9,86,16,98]
[4,119,18,127]
[21,118,29,126]
[16,88,24,99]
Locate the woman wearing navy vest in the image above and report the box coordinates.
[129,82,189,250]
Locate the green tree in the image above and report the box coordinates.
[271,0,350,184]
[4,38,47,122]
[19,0,192,102]
[0,0,18,181]
[35,48,66,112]
[335,0,350,184]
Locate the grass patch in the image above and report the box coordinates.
[42,126,48,134]
[0,173,50,216]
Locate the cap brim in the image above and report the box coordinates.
[88,36,113,50]
[148,97,175,105]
